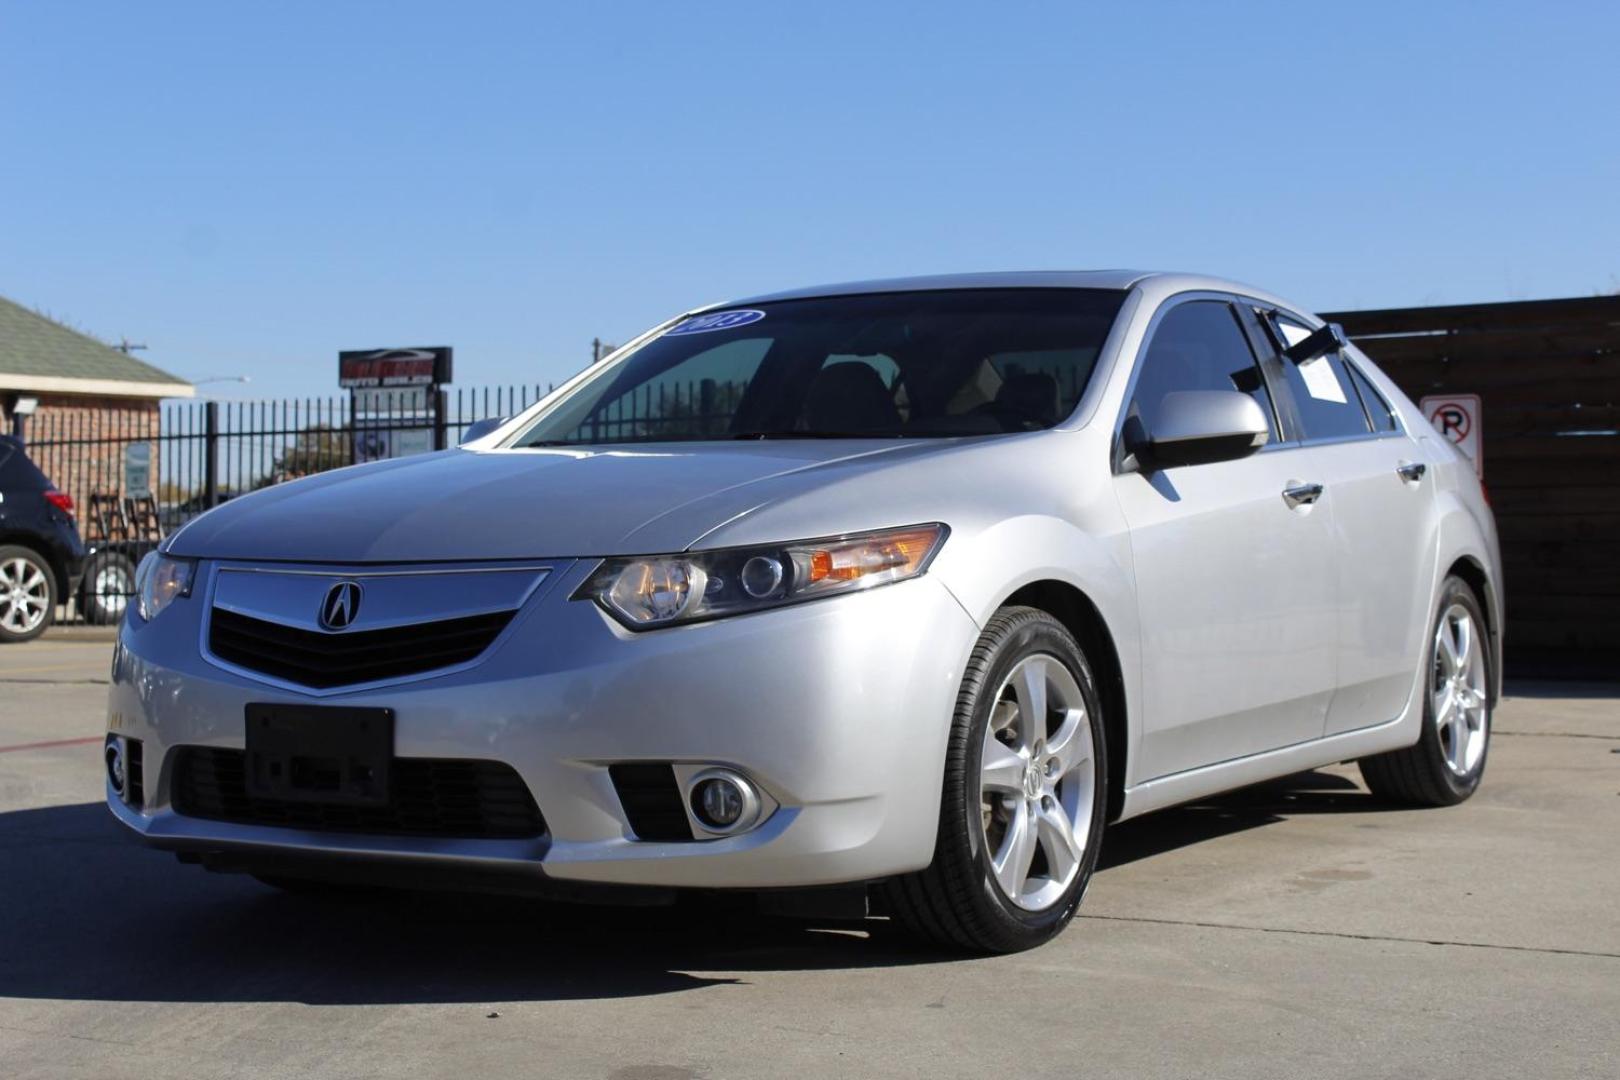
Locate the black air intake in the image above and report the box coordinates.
[172,747,546,839]
[608,763,693,841]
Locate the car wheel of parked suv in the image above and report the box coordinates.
[885,607,1108,953]
[80,552,136,626]
[1358,576,1492,806]
[0,544,56,643]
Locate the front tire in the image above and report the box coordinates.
[884,607,1107,953]
[0,545,56,644]
[1358,576,1492,805]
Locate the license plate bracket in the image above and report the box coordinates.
[245,703,394,805]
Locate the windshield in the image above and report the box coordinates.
[511,288,1126,446]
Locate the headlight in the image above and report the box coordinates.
[576,523,948,630]
[133,553,196,623]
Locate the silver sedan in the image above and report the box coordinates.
[106,271,1501,952]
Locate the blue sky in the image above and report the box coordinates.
[3,1,1616,399]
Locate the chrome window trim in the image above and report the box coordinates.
[196,560,560,697]
[1254,427,1407,455]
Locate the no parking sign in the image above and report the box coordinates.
[1419,394,1482,477]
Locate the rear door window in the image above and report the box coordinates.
[1270,317,1372,441]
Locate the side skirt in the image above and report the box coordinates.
[1116,707,1420,821]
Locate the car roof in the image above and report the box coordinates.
[717,270,1302,312]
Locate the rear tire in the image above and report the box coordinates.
[1358,576,1492,806]
[80,552,136,626]
[884,607,1108,954]
[0,545,56,644]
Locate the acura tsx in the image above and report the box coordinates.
[106,271,1500,952]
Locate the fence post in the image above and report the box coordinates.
[432,388,449,451]
[204,401,220,509]
[699,378,717,436]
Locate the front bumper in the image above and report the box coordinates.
[107,558,978,890]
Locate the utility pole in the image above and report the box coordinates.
[115,338,148,355]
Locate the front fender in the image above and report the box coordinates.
[929,512,1143,786]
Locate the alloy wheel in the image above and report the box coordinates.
[978,653,1097,911]
[1432,603,1488,777]
[92,566,131,620]
[1,557,50,635]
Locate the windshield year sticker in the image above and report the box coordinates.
[665,310,766,336]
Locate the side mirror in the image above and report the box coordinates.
[1125,390,1270,471]
[459,416,508,445]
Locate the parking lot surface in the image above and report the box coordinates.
[1,638,1615,1079]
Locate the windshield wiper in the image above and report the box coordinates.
[729,430,904,440]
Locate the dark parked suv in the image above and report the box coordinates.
[0,435,85,642]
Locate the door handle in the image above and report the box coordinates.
[1282,482,1324,507]
[1397,461,1427,483]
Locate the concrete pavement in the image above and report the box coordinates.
[0,640,1615,1079]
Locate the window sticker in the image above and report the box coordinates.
[665,310,767,336]
[1297,355,1348,404]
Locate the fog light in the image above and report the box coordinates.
[689,768,761,833]
[105,737,126,795]
[697,778,743,826]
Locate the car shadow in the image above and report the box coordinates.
[0,802,950,1006]
[0,771,1397,1005]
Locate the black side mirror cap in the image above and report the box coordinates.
[1283,322,1350,364]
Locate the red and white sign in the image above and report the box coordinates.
[1420,394,1482,477]
[338,347,452,389]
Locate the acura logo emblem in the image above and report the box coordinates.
[319,581,363,630]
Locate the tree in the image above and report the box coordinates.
[266,424,351,485]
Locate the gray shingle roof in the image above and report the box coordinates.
[0,295,190,387]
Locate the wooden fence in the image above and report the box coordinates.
[1324,296,1620,672]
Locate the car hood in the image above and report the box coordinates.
[164,441,959,563]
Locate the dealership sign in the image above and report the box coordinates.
[338,347,452,388]
[1419,394,1482,477]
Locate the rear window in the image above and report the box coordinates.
[512,289,1127,445]
[0,438,47,491]
[1344,359,1399,433]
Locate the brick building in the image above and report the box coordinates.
[0,295,193,535]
